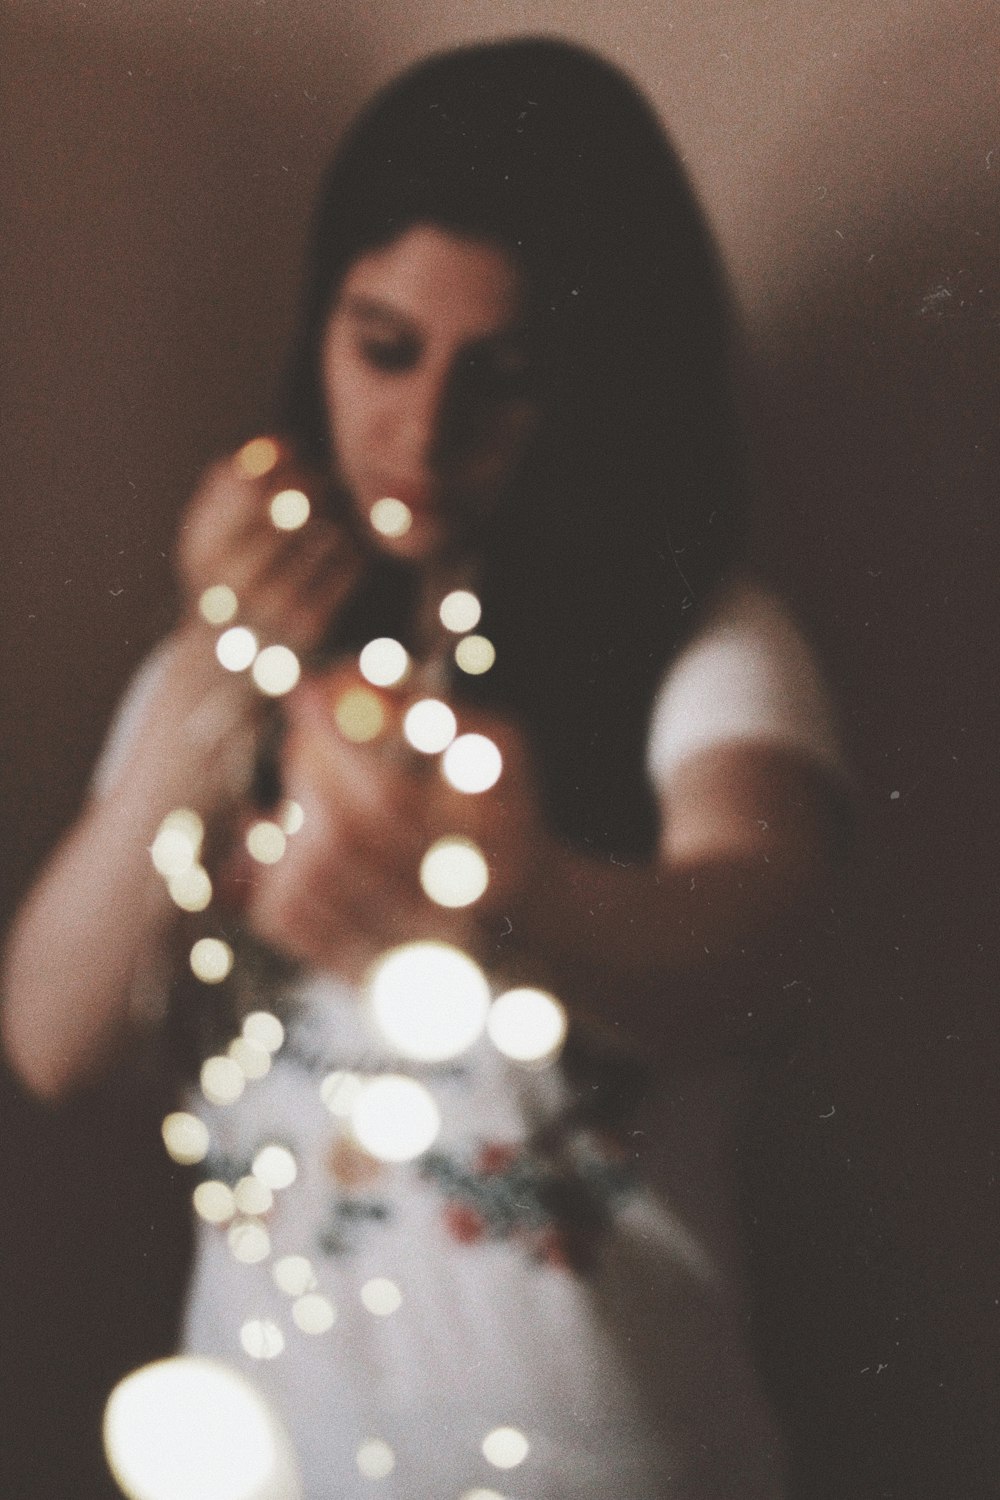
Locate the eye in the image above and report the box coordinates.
[462,346,535,401]
[359,337,420,373]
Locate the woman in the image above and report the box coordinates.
[3,38,846,1498]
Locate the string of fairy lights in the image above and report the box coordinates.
[104,435,567,1500]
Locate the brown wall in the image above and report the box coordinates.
[3,2,997,1493]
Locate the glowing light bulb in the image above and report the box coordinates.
[168,865,213,912]
[487,988,568,1065]
[320,1070,363,1117]
[200,1056,245,1106]
[334,685,386,743]
[233,1176,273,1216]
[369,942,490,1061]
[278,799,304,835]
[103,1356,299,1500]
[243,1011,284,1053]
[241,1320,285,1360]
[238,435,281,478]
[245,820,287,864]
[455,634,496,675]
[150,809,204,878]
[161,1112,210,1166]
[350,1075,440,1163]
[359,637,410,688]
[482,1427,530,1470]
[403,698,457,754]
[419,837,489,908]
[216,626,258,673]
[252,645,301,697]
[252,1144,297,1191]
[292,1293,337,1334]
[228,1220,271,1264]
[198,584,239,626]
[459,1492,507,1500]
[439,589,482,633]
[442,733,503,794]
[269,489,310,531]
[192,1181,236,1225]
[228,1036,272,1081]
[360,1278,403,1317]
[190,938,234,985]
[356,1440,395,1480]
[369,497,412,538]
[273,1256,317,1297]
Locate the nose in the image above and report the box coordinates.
[399,360,471,475]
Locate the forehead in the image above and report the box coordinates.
[335,224,526,341]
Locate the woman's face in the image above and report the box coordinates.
[322,224,539,562]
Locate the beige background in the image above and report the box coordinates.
[2,1,997,1492]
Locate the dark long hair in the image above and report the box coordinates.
[278,38,749,859]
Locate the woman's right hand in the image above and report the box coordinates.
[176,439,363,658]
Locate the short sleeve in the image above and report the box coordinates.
[646,581,846,790]
[90,643,174,799]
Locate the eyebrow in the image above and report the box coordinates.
[339,294,418,336]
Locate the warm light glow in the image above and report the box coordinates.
[439,589,482,634]
[252,645,301,697]
[198,584,239,626]
[192,1181,236,1225]
[228,1036,272,1081]
[482,1427,530,1470]
[487,988,568,1065]
[168,865,213,912]
[359,637,410,688]
[269,488,311,531]
[253,1144,298,1191]
[243,1011,285,1053]
[460,1492,506,1500]
[233,1175,274,1217]
[442,734,503,794]
[150,810,204,879]
[369,497,413,538]
[240,1320,285,1360]
[238,436,281,478]
[190,937,235,985]
[245,820,287,864]
[278,799,304,835]
[356,1441,395,1481]
[292,1293,337,1334]
[333,685,386,743]
[369,942,490,1061]
[360,1278,403,1317]
[216,626,259,673]
[403,698,457,755]
[228,1220,271,1265]
[161,1112,210,1166]
[273,1256,317,1297]
[103,1356,294,1500]
[350,1075,441,1162]
[455,634,496,675]
[200,1056,245,1107]
[320,1070,364,1117]
[419,837,490,908]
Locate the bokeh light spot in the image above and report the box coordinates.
[245,820,287,865]
[320,1070,364,1117]
[216,626,259,673]
[419,837,489,908]
[334,685,386,743]
[273,1255,317,1297]
[403,698,457,754]
[442,734,503,794]
[150,810,203,879]
[252,644,301,697]
[228,1220,271,1265]
[359,637,410,688]
[487,988,568,1065]
[190,938,234,985]
[233,1175,273,1217]
[240,1320,285,1360]
[242,1011,284,1053]
[360,1278,403,1317]
[369,942,489,1061]
[369,497,412,538]
[161,1112,210,1166]
[356,1440,395,1480]
[292,1293,337,1334]
[198,584,239,626]
[238,436,281,478]
[269,488,310,531]
[350,1075,440,1163]
[439,589,482,634]
[482,1427,530,1470]
[200,1055,245,1107]
[192,1181,236,1225]
[253,1144,298,1191]
[168,865,213,912]
[278,799,304,835]
[227,1036,272,1081]
[455,635,496,675]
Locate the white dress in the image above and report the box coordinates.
[99,580,843,1500]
